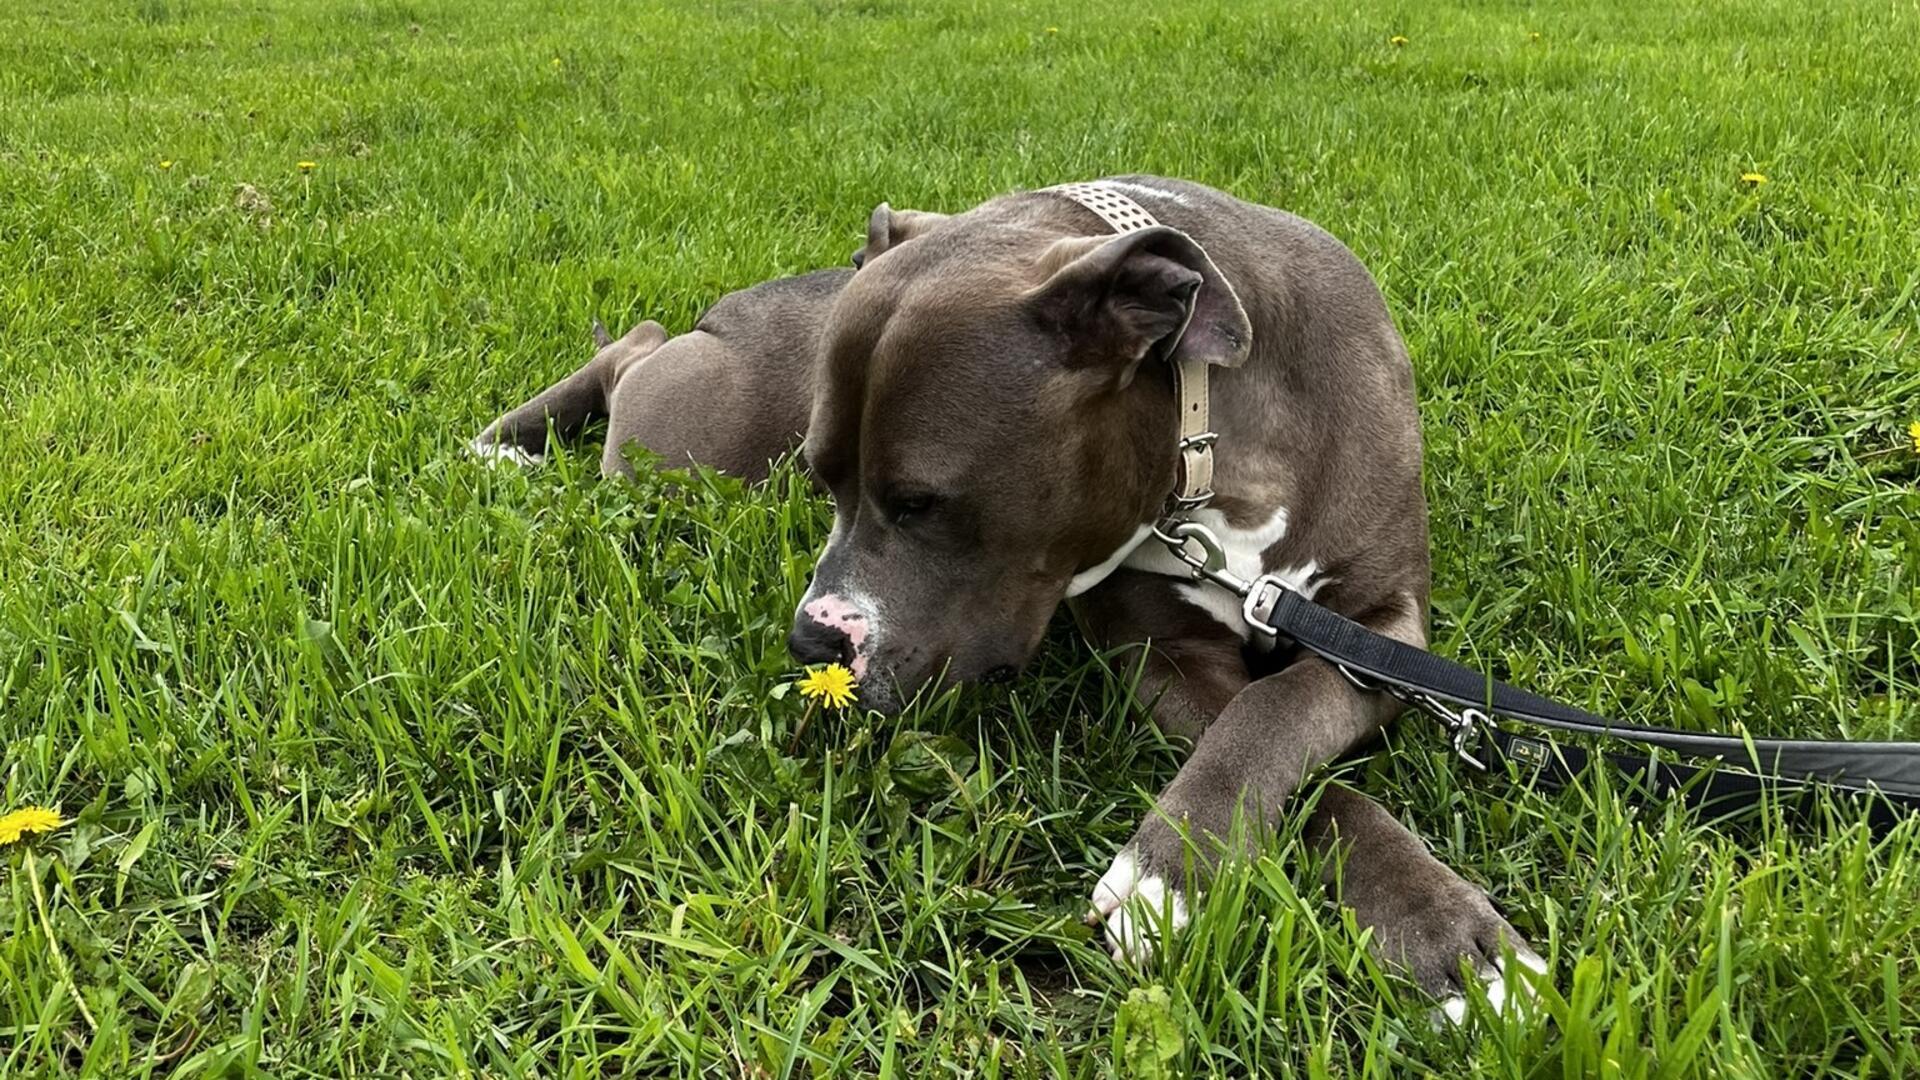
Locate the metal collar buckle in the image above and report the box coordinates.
[1170,432,1218,510]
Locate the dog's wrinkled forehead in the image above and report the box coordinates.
[812,233,1065,480]
[837,229,1038,333]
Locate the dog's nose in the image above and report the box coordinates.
[788,616,854,667]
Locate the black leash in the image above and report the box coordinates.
[1153,520,1920,831]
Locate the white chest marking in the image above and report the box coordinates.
[1119,505,1325,642]
[1065,524,1154,597]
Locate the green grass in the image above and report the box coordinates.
[3,0,1919,1074]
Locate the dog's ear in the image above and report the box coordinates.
[591,319,614,350]
[852,203,951,268]
[1026,225,1252,384]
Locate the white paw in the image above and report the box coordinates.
[1435,948,1547,1026]
[469,437,544,467]
[1086,851,1191,966]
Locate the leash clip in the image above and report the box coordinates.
[1412,694,1489,771]
[1450,706,1491,771]
[1379,685,1492,772]
[1152,520,1241,591]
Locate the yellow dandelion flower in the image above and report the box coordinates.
[0,806,65,846]
[297,160,317,172]
[1740,172,1768,186]
[1045,26,1058,34]
[1389,34,1409,46]
[159,159,174,170]
[795,664,858,709]
[551,57,562,67]
[1908,420,1920,452]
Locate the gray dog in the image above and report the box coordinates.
[474,177,1542,1017]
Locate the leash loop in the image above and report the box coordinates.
[1148,518,1495,770]
[1147,519,1487,766]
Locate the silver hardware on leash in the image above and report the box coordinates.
[1334,664,1492,772]
[1150,518,1490,771]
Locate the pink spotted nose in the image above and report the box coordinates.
[789,593,872,677]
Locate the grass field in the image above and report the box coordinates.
[4,0,1920,1074]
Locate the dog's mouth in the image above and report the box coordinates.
[842,651,1027,715]
[864,645,1029,707]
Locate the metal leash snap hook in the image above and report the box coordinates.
[1452,707,1490,771]
[1406,692,1491,772]
[1156,520,1229,579]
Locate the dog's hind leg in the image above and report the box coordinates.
[597,327,807,482]
[471,321,669,465]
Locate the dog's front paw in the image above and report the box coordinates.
[1086,848,1191,966]
[1434,947,1547,1026]
[1353,874,1543,1024]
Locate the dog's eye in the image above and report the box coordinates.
[887,492,940,524]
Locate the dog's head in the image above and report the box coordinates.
[788,201,1251,713]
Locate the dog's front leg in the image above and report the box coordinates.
[1090,647,1396,958]
[1304,785,1543,1012]
[1077,579,1540,1009]
[1124,595,1421,880]
[1097,638,1542,994]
